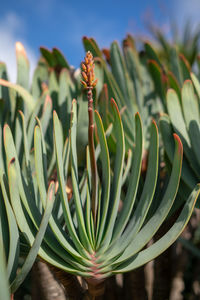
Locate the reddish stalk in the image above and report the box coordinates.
[81,51,98,227]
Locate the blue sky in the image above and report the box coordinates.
[1,0,200,81]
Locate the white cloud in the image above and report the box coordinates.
[0,12,37,83]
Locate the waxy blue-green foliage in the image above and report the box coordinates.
[0,94,199,284]
[0,36,200,298]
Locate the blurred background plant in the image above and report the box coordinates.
[146,20,200,67]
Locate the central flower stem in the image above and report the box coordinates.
[81,51,98,228]
[87,88,98,227]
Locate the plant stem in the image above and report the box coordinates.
[81,51,98,229]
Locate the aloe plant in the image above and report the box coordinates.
[0,51,198,299]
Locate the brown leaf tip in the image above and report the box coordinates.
[81,51,98,88]
[173,133,183,156]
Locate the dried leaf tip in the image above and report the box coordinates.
[81,51,98,88]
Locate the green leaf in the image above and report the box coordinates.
[58,69,73,135]
[40,47,56,68]
[31,61,48,100]
[100,118,158,264]
[52,48,70,69]
[144,42,162,67]
[97,99,125,252]
[0,242,10,300]
[16,42,29,90]
[82,37,103,58]
[0,79,35,117]
[159,113,197,190]
[110,41,135,116]
[10,182,56,293]
[40,95,53,137]
[148,60,166,102]
[170,47,183,85]
[95,110,111,247]
[182,80,200,166]
[191,72,200,98]
[70,100,92,251]
[111,113,143,242]
[166,89,200,178]
[110,133,182,266]
[53,111,91,258]
[113,184,200,273]
[0,174,19,282]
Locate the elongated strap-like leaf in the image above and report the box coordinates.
[70,100,92,252]
[124,47,143,112]
[53,111,91,258]
[31,63,48,101]
[85,147,94,247]
[111,113,143,242]
[179,54,191,82]
[18,111,30,166]
[167,89,200,178]
[148,60,166,103]
[5,125,90,266]
[0,79,35,116]
[34,126,47,206]
[16,42,29,90]
[103,68,135,141]
[182,80,200,166]
[99,119,158,264]
[0,242,10,300]
[52,48,70,69]
[8,158,90,274]
[122,149,132,185]
[113,184,200,273]
[27,92,48,149]
[159,113,198,190]
[82,37,103,58]
[97,99,125,252]
[10,182,55,293]
[191,72,200,98]
[0,174,19,282]
[4,124,41,226]
[58,69,72,135]
[144,42,162,68]
[95,111,111,247]
[40,95,53,137]
[110,134,182,266]
[170,47,183,85]
[168,71,181,100]
[110,42,135,116]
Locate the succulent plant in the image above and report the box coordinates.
[0,51,199,299]
[159,74,200,206]
[82,36,162,151]
[0,116,55,297]
[159,73,200,263]
[148,20,200,67]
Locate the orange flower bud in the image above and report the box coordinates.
[80,80,87,87]
[81,71,88,82]
[92,79,98,87]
